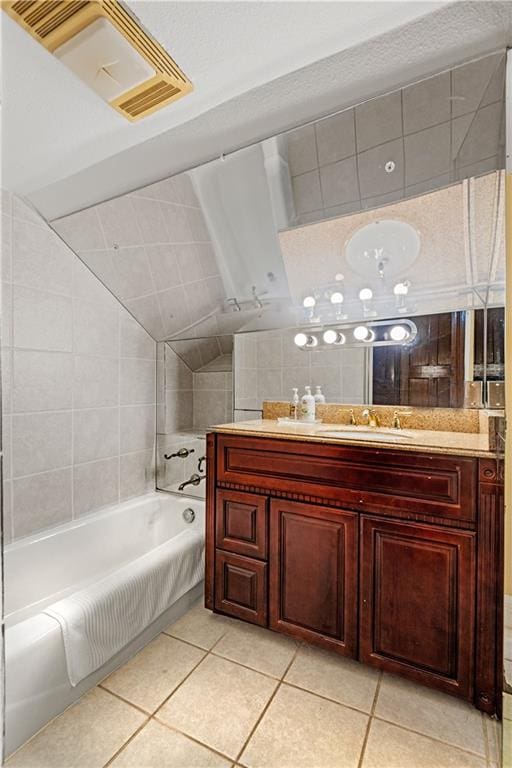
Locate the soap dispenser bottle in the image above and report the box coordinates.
[301,386,316,422]
[289,388,300,420]
[314,386,326,404]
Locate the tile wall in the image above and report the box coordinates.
[156,344,233,496]
[234,330,367,417]
[287,52,505,225]
[2,191,157,542]
[51,173,225,342]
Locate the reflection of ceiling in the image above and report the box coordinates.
[279,171,505,319]
[285,52,506,226]
[52,173,227,343]
[24,2,512,220]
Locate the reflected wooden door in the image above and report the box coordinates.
[373,312,465,407]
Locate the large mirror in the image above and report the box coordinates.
[47,50,507,500]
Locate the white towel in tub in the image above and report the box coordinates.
[44,529,204,686]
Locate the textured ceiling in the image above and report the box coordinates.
[24,1,512,220]
[2,0,444,196]
[279,171,505,320]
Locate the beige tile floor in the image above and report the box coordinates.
[8,599,502,768]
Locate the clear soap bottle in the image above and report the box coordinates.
[289,388,300,420]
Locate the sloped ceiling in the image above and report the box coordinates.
[2,0,447,197]
[52,172,226,348]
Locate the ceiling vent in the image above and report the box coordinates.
[3,0,193,121]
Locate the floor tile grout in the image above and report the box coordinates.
[152,717,236,764]
[234,642,303,765]
[102,715,151,768]
[370,713,489,761]
[356,670,382,768]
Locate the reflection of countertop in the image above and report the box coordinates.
[210,419,496,458]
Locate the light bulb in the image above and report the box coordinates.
[330,291,344,305]
[393,282,409,296]
[354,325,370,341]
[359,288,373,302]
[303,295,316,308]
[294,333,308,347]
[323,329,347,345]
[390,325,409,342]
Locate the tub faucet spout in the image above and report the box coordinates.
[178,473,206,491]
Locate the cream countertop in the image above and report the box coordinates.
[210,419,496,458]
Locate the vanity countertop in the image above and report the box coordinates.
[210,419,496,458]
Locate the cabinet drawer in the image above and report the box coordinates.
[217,435,477,524]
[215,550,267,626]
[216,490,268,559]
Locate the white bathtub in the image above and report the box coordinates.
[5,491,205,757]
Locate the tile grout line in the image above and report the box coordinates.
[356,670,382,768]
[233,642,303,765]
[370,712,490,761]
[101,715,151,768]
[152,717,235,765]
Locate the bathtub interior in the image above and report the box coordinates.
[5,491,205,626]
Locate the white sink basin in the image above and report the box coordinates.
[315,428,414,442]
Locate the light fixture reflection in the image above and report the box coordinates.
[393,282,409,296]
[330,291,344,305]
[359,288,373,302]
[323,330,346,345]
[303,295,316,308]
[353,325,373,342]
[294,333,318,348]
[389,325,410,342]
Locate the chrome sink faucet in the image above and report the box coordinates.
[362,408,381,428]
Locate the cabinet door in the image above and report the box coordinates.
[360,516,475,699]
[215,550,267,626]
[269,499,358,656]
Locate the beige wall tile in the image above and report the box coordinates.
[12,411,72,476]
[74,407,119,464]
[120,404,156,453]
[12,468,72,538]
[73,457,119,517]
[315,109,355,167]
[13,286,72,352]
[73,356,119,409]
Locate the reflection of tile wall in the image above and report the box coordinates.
[234,330,367,411]
[287,52,505,225]
[52,173,225,341]
[193,371,233,430]
[2,191,156,542]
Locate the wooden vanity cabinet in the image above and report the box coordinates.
[205,433,503,714]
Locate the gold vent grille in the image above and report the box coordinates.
[3,0,193,120]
